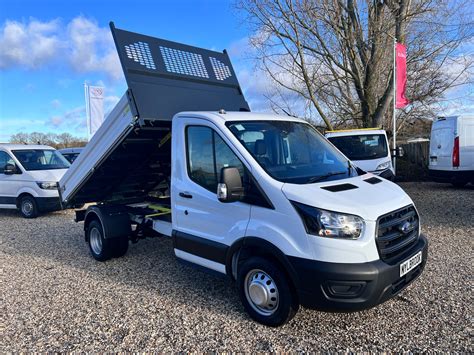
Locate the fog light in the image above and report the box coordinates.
[326,281,366,298]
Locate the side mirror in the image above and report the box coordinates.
[217,167,244,203]
[4,163,17,175]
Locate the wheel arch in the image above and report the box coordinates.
[83,205,131,242]
[226,237,301,292]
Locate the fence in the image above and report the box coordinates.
[401,141,430,169]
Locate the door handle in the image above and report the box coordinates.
[179,192,193,199]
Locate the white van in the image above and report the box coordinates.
[325,129,394,180]
[429,115,474,187]
[58,24,428,327]
[0,144,70,218]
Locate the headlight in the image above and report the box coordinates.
[376,161,391,170]
[291,201,365,239]
[36,181,58,190]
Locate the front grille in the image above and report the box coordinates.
[376,205,419,262]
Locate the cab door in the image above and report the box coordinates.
[429,119,455,169]
[171,117,251,273]
[0,150,21,207]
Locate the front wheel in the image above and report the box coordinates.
[237,257,298,327]
[19,195,38,218]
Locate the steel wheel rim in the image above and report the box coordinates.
[89,227,103,255]
[22,200,33,215]
[244,269,279,316]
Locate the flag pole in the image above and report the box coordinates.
[392,37,397,175]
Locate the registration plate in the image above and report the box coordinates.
[400,251,422,277]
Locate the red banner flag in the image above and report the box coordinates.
[395,43,409,108]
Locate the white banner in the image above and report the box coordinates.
[85,84,105,139]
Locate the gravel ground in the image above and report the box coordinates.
[1,182,473,352]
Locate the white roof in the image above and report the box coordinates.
[176,111,307,123]
[0,143,55,151]
[325,129,387,138]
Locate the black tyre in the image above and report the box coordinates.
[237,257,298,327]
[19,195,38,218]
[87,220,112,261]
[452,181,467,188]
[112,236,129,258]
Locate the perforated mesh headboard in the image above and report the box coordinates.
[110,22,250,121]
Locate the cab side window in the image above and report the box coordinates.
[186,126,244,192]
[0,151,15,173]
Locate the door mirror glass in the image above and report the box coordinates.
[4,163,17,175]
[218,167,244,202]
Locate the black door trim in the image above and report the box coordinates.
[0,196,16,205]
[172,230,228,264]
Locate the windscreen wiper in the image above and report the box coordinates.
[307,171,348,184]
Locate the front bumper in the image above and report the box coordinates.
[36,197,62,212]
[288,234,428,311]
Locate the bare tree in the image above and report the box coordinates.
[27,132,54,146]
[9,132,88,149]
[237,0,474,131]
[8,132,29,144]
[56,133,76,149]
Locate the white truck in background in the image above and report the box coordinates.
[0,144,70,218]
[325,129,395,180]
[429,115,474,187]
[59,23,428,326]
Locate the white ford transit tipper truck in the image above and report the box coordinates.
[59,23,428,327]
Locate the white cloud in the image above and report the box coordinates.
[0,16,122,82]
[48,106,85,129]
[66,17,122,81]
[0,18,61,69]
[104,95,120,111]
[51,99,61,109]
[47,94,120,133]
[1,119,46,129]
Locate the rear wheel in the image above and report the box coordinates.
[19,195,38,218]
[87,220,112,261]
[237,257,298,327]
[112,236,129,258]
[452,181,467,188]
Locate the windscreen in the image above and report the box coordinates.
[328,134,388,161]
[227,121,358,184]
[13,150,70,171]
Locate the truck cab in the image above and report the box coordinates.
[326,129,394,180]
[59,23,428,327]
